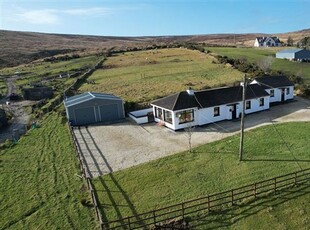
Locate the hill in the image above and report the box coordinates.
[0,29,309,68]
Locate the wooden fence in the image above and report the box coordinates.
[105,168,310,229]
[68,123,309,230]
[68,124,105,229]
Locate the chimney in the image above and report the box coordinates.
[187,87,195,95]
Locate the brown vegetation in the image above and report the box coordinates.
[1,29,309,68]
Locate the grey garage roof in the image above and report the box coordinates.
[276,49,303,54]
[64,92,122,108]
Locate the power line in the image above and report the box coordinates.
[271,121,303,170]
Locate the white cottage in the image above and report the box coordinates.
[151,84,270,131]
[250,76,294,103]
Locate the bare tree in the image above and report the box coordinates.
[287,36,294,46]
[257,56,274,74]
[184,123,194,153]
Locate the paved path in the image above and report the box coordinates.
[74,97,310,178]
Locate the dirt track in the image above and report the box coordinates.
[0,76,33,143]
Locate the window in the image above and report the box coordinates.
[270,89,275,97]
[246,101,251,110]
[155,107,163,119]
[286,88,290,95]
[178,110,194,124]
[214,107,220,117]
[164,110,172,124]
[259,98,264,107]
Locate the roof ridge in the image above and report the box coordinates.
[172,92,181,111]
[193,93,203,108]
[88,92,95,98]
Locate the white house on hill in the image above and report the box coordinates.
[254,36,281,47]
[151,76,294,131]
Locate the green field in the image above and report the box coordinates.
[92,122,310,227]
[0,55,99,77]
[80,48,243,104]
[0,113,97,230]
[0,55,100,95]
[206,47,310,83]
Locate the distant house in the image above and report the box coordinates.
[250,76,294,103]
[151,84,270,131]
[276,49,310,61]
[254,36,281,47]
[64,92,125,126]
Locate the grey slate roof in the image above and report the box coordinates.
[254,76,294,88]
[64,92,122,108]
[256,36,281,44]
[151,84,269,111]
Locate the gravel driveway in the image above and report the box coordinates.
[74,96,310,178]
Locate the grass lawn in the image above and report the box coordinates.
[92,122,310,226]
[0,113,97,230]
[79,48,243,105]
[206,47,310,83]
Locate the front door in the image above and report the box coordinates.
[281,89,285,102]
[147,112,154,123]
[232,104,237,119]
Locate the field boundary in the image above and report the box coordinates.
[68,123,309,230]
[68,124,105,230]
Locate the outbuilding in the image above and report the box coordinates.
[64,92,125,126]
[276,49,310,61]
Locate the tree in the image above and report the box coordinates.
[257,56,274,74]
[287,36,294,46]
[297,37,310,49]
[184,123,195,153]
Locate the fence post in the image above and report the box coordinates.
[231,189,234,206]
[207,195,211,211]
[182,202,185,220]
[274,178,277,194]
[153,210,156,227]
[127,216,131,229]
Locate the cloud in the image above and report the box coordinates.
[63,7,113,16]
[9,7,115,25]
[16,9,60,25]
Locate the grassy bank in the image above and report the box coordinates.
[92,122,310,223]
[0,113,97,230]
[80,48,243,104]
[206,47,310,82]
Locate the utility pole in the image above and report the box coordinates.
[239,75,247,161]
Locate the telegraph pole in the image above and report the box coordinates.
[239,75,247,161]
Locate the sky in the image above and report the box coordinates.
[0,0,309,36]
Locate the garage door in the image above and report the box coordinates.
[74,107,96,125]
[99,104,119,122]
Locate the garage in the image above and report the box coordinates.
[64,92,125,126]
